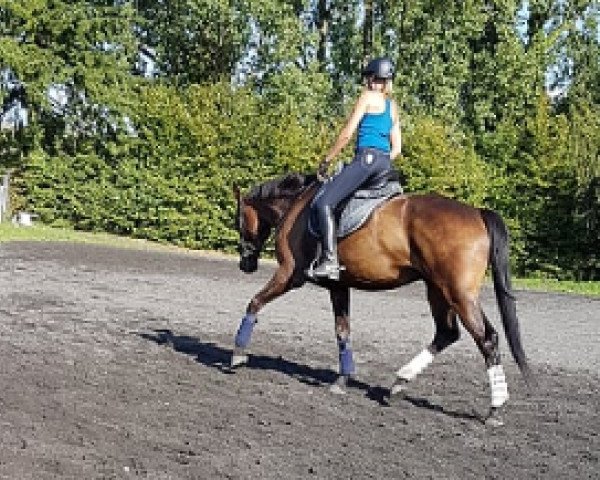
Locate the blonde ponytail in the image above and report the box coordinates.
[383,79,393,97]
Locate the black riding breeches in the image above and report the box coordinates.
[313,147,392,216]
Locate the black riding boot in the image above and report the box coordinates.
[312,206,341,280]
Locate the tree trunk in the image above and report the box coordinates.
[317,0,329,68]
[363,0,374,66]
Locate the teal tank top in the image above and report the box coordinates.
[356,99,393,153]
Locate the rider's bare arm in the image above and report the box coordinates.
[323,92,370,163]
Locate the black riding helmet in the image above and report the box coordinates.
[362,57,395,80]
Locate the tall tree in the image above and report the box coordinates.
[316,0,329,66]
[0,0,140,159]
[363,0,374,64]
[135,0,250,85]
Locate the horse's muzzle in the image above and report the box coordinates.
[239,255,258,273]
[238,239,259,273]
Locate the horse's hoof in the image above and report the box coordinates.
[329,384,346,395]
[389,378,407,397]
[485,407,505,427]
[329,376,349,395]
[231,353,249,368]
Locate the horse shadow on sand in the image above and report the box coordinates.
[138,328,482,422]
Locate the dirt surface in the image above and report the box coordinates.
[0,241,598,480]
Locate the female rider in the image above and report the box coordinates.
[310,57,402,280]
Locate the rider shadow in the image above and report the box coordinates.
[138,328,482,419]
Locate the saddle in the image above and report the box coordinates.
[308,169,404,239]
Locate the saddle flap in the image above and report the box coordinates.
[337,181,402,237]
[309,178,403,239]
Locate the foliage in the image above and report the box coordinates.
[400,116,490,206]
[1,0,598,280]
[0,0,140,166]
[135,0,250,84]
[15,82,333,251]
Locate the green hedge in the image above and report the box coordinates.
[13,83,599,280]
[16,83,333,251]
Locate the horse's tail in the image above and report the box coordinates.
[480,208,532,380]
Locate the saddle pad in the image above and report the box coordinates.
[309,181,403,239]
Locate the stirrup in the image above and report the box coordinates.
[306,258,345,281]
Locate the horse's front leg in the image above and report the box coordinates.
[231,267,293,367]
[328,285,356,394]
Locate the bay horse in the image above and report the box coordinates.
[232,172,531,425]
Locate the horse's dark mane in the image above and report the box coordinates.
[246,172,317,201]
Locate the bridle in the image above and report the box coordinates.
[238,235,258,258]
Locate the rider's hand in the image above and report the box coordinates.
[317,159,331,182]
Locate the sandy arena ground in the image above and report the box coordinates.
[0,242,598,479]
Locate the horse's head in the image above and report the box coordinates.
[233,173,316,273]
[234,185,271,273]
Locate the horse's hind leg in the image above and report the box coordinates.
[453,296,509,425]
[328,285,355,394]
[390,284,459,395]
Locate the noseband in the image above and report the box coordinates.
[239,237,258,258]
